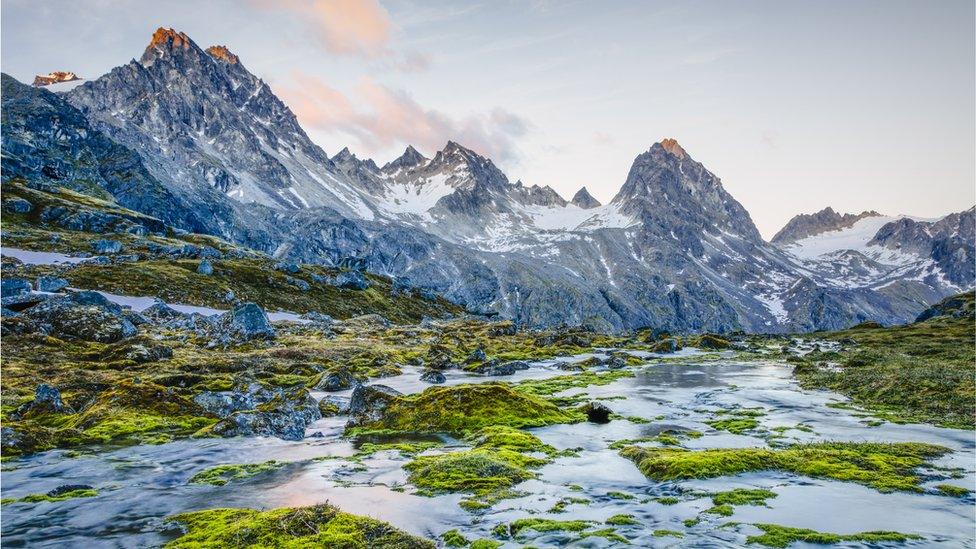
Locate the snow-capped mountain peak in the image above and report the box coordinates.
[571,187,601,209]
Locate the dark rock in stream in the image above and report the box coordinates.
[419,369,446,384]
[582,401,613,424]
[347,384,402,425]
[469,359,529,376]
[208,387,321,441]
[47,484,94,497]
[313,367,357,392]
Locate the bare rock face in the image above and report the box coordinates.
[570,187,601,209]
[32,71,80,87]
[772,207,881,245]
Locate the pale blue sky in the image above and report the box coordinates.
[3,0,973,237]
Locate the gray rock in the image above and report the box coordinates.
[419,369,446,384]
[13,383,70,418]
[223,290,236,302]
[208,387,321,441]
[3,198,32,214]
[36,276,69,293]
[335,270,369,290]
[91,239,123,254]
[197,259,214,275]
[1,278,31,298]
[217,302,275,342]
[347,384,402,425]
[314,367,356,392]
[275,262,300,274]
[22,295,136,342]
[124,343,173,363]
[470,360,529,376]
[318,395,350,416]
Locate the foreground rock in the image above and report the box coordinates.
[206,387,321,441]
[347,384,403,425]
[19,292,137,342]
[582,401,612,423]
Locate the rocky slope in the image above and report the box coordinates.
[771,207,881,245]
[3,27,972,333]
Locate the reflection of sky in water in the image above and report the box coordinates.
[2,353,973,548]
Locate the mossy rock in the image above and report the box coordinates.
[690,334,732,350]
[165,504,435,548]
[347,383,580,435]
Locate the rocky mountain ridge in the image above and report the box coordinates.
[3,27,973,333]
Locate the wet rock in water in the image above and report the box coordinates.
[420,369,447,384]
[36,276,69,293]
[3,198,32,214]
[470,360,529,376]
[91,239,123,254]
[47,484,94,497]
[318,396,350,417]
[582,401,613,424]
[650,338,681,353]
[335,270,369,290]
[13,383,71,419]
[193,376,278,417]
[197,259,214,275]
[348,384,402,425]
[314,367,356,392]
[1,278,32,298]
[208,387,322,441]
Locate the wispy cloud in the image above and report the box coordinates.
[277,71,530,163]
[259,0,393,58]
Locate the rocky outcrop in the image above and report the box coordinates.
[347,384,402,426]
[20,292,137,343]
[570,187,601,209]
[207,387,321,441]
[771,208,881,245]
[32,71,80,87]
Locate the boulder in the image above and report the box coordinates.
[22,296,137,343]
[3,198,32,214]
[470,360,529,376]
[275,262,300,274]
[124,343,173,363]
[36,276,69,293]
[217,302,275,342]
[419,369,447,384]
[650,338,681,354]
[91,239,123,254]
[605,355,629,369]
[208,387,321,441]
[1,278,31,298]
[193,378,278,418]
[13,383,71,419]
[335,270,369,290]
[313,367,356,392]
[348,384,402,425]
[141,299,188,325]
[318,396,350,417]
[464,348,487,364]
[582,401,612,424]
[692,334,732,350]
[197,259,214,276]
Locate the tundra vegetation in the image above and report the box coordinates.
[1,178,972,547]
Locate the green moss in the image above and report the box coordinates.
[347,383,580,435]
[468,540,501,549]
[502,518,592,538]
[549,496,590,513]
[606,490,635,500]
[188,461,285,486]
[441,529,468,547]
[165,504,434,548]
[354,441,444,458]
[653,529,684,538]
[794,302,975,429]
[705,504,734,516]
[513,370,634,397]
[605,514,639,525]
[746,523,922,548]
[656,496,681,505]
[4,488,98,504]
[621,442,950,493]
[582,528,628,543]
[712,488,777,507]
[935,483,971,497]
[683,518,700,527]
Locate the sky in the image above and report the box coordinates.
[3,0,974,238]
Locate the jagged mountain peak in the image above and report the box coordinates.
[32,71,80,88]
[382,145,427,172]
[206,45,240,65]
[142,28,197,63]
[772,208,884,245]
[658,137,687,159]
[571,186,601,209]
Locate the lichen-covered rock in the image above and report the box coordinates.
[650,338,681,354]
[318,396,349,417]
[313,367,356,392]
[3,198,32,213]
[36,276,69,293]
[1,278,32,298]
[348,384,403,425]
[464,348,487,364]
[91,239,123,254]
[141,299,188,325]
[469,360,529,376]
[22,295,137,342]
[124,343,173,363]
[335,270,369,290]
[197,259,214,275]
[582,401,612,424]
[13,383,71,419]
[419,369,447,384]
[207,387,321,441]
[211,302,275,343]
[692,334,732,350]
[193,377,277,417]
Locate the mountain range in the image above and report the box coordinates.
[2,28,972,333]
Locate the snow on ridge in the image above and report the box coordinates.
[784,215,910,263]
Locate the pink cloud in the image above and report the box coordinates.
[277,72,529,163]
[258,0,392,58]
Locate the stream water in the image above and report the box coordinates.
[2,351,974,548]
